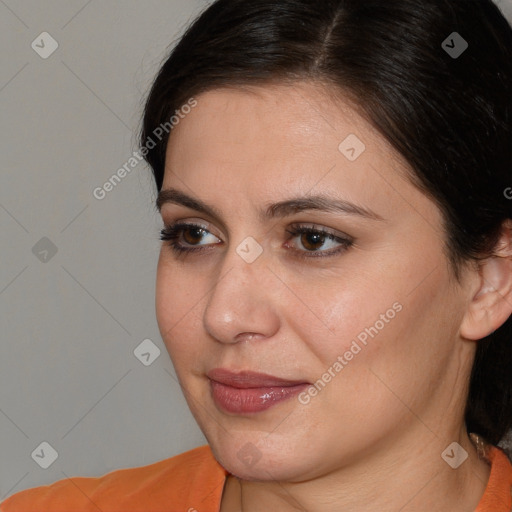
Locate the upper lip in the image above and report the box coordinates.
[207,368,309,388]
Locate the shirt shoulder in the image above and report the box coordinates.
[0,445,227,512]
[476,445,512,512]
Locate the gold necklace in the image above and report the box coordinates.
[469,432,491,462]
[238,477,244,511]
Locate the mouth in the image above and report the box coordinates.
[207,368,310,414]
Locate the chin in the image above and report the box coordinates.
[206,431,320,482]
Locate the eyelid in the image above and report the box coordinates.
[162,218,223,240]
[287,222,352,240]
[161,218,350,241]
[163,221,222,244]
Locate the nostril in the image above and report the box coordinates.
[235,332,264,343]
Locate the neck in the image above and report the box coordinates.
[225,428,491,512]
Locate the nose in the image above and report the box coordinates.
[203,244,280,345]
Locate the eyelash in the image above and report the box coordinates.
[159,222,354,260]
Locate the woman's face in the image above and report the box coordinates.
[156,83,476,481]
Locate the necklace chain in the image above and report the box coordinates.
[238,477,243,511]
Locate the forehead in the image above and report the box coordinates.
[161,82,432,224]
[167,82,383,155]
[165,82,406,174]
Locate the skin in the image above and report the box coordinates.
[155,82,512,511]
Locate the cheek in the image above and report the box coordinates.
[285,259,450,392]
[155,254,203,359]
[282,269,404,368]
[155,255,176,336]
[321,272,456,407]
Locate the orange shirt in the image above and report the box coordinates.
[1,444,511,511]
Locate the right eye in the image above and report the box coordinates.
[160,222,222,255]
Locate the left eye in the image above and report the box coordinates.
[287,228,343,251]
[284,225,353,256]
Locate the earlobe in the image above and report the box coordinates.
[460,220,512,341]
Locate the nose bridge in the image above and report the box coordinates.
[203,239,279,343]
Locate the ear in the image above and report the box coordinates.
[460,219,512,341]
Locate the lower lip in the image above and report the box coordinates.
[210,380,309,414]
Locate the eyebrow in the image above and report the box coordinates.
[156,188,384,222]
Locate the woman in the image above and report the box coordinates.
[2,0,512,510]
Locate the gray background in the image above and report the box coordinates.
[1,0,511,500]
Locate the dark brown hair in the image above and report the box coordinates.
[141,0,512,445]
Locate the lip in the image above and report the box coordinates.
[207,369,309,388]
[207,369,310,414]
